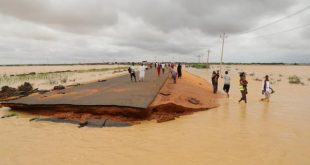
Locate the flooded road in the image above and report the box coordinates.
[1,65,310,165]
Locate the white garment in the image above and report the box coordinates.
[262,80,272,93]
[161,63,165,68]
[223,74,230,85]
[139,66,146,78]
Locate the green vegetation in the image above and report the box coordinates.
[288,75,302,84]
[249,73,255,76]
[191,63,210,69]
[254,78,262,81]
[1,113,17,119]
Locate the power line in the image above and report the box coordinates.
[206,49,211,66]
[238,5,310,35]
[254,23,310,38]
[219,33,227,75]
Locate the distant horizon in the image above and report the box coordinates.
[1,62,309,66]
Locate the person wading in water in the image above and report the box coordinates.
[223,71,230,97]
[211,70,220,93]
[238,72,248,103]
[261,75,274,102]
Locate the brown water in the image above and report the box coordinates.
[0,65,310,165]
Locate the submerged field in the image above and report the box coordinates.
[0,64,310,165]
[0,65,128,90]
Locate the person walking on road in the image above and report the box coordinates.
[261,75,274,102]
[139,63,146,82]
[223,71,230,97]
[161,63,165,74]
[177,63,182,78]
[128,63,136,82]
[211,70,220,93]
[171,69,178,84]
[238,72,248,103]
[157,63,161,77]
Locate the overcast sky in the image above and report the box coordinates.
[0,0,309,64]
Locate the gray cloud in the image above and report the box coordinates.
[0,0,118,33]
[119,0,295,35]
[0,0,309,64]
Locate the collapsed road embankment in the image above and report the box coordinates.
[1,68,223,125]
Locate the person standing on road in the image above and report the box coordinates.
[223,71,230,97]
[238,72,248,103]
[157,63,161,76]
[177,63,182,78]
[171,69,178,84]
[139,63,146,82]
[128,63,136,82]
[161,63,165,74]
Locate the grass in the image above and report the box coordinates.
[254,78,262,81]
[288,75,302,84]
[249,73,255,76]
[191,63,210,69]
[1,113,17,118]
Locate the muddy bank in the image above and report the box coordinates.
[1,103,147,124]
[149,70,223,122]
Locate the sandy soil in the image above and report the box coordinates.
[150,70,223,122]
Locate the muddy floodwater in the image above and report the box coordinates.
[1,65,310,165]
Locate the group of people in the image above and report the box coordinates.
[211,70,274,103]
[128,62,183,84]
[128,63,146,82]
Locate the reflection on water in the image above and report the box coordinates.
[239,103,247,121]
[0,65,310,165]
[262,102,270,121]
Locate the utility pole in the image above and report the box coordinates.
[220,32,227,75]
[197,55,202,63]
[207,49,211,66]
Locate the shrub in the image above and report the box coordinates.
[60,77,68,84]
[249,73,255,76]
[288,75,301,84]
[18,82,33,93]
[191,63,210,69]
